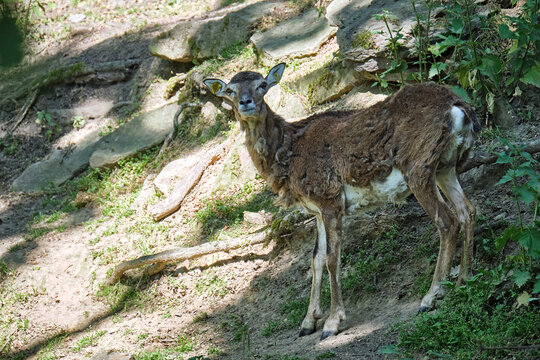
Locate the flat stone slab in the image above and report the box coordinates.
[251,8,337,62]
[11,128,101,193]
[150,2,282,62]
[90,103,178,168]
[11,103,180,193]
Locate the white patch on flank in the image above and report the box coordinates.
[450,106,465,133]
[343,168,410,214]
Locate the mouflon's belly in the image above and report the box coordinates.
[342,168,411,214]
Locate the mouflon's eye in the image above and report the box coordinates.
[225,88,234,96]
[258,82,267,90]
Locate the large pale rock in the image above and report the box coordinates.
[327,0,424,80]
[288,62,359,105]
[11,128,102,193]
[149,2,282,62]
[265,85,308,120]
[11,103,180,193]
[251,9,337,63]
[90,103,178,168]
[213,132,258,192]
[334,86,388,110]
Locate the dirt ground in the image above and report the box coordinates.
[0,1,539,359]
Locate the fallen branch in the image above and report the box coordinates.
[149,149,223,221]
[459,139,540,173]
[106,228,270,284]
[158,102,199,156]
[10,88,38,132]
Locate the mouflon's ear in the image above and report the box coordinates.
[203,78,228,97]
[266,63,286,89]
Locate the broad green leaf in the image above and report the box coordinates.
[451,85,472,103]
[516,291,530,307]
[496,225,519,251]
[429,42,443,56]
[534,275,540,294]
[495,152,513,164]
[518,228,540,259]
[451,18,464,34]
[520,151,540,164]
[514,186,536,205]
[498,24,516,39]
[513,270,531,288]
[521,65,540,87]
[429,63,447,79]
[497,173,514,185]
[455,66,471,88]
[479,55,503,84]
[515,163,536,177]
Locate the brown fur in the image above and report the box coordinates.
[244,82,479,212]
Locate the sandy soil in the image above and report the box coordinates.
[0,1,538,359]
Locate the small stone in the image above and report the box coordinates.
[68,14,86,23]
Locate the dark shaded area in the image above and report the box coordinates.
[0,1,23,67]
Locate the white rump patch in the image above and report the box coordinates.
[343,168,410,214]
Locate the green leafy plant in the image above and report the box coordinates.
[410,0,436,82]
[373,10,407,88]
[392,138,539,359]
[72,330,106,352]
[72,115,85,129]
[0,136,19,155]
[498,0,540,90]
[36,110,61,141]
[494,138,540,295]
[428,0,504,112]
[394,268,540,359]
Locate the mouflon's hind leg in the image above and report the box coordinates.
[320,210,346,340]
[408,175,460,312]
[436,168,475,285]
[300,214,326,336]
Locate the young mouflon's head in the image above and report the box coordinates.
[203,63,285,124]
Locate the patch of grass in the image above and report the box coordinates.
[195,182,277,238]
[28,227,53,239]
[96,282,142,311]
[316,351,336,359]
[0,136,19,155]
[193,312,209,323]
[72,330,106,352]
[279,294,309,329]
[351,29,377,50]
[135,333,195,359]
[36,332,67,360]
[195,270,229,298]
[0,261,11,276]
[222,315,251,355]
[341,225,403,296]
[393,269,540,359]
[262,320,280,337]
[410,265,434,297]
